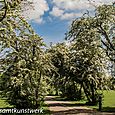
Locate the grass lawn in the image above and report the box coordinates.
[103,90,115,107]
[99,90,115,112]
[87,90,115,112]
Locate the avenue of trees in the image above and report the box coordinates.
[0,0,115,108]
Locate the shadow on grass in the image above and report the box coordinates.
[45,96,76,101]
[53,96,83,101]
[46,102,86,107]
[45,96,89,107]
[51,108,95,115]
[102,107,115,112]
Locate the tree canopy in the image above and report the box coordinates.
[66,3,115,62]
[0,0,24,22]
[0,0,53,108]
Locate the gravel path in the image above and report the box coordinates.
[45,96,115,115]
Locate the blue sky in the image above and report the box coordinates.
[30,19,68,45]
[22,0,114,45]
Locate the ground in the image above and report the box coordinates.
[45,96,115,115]
[0,90,115,115]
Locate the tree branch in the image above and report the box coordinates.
[98,24,115,50]
[0,0,7,22]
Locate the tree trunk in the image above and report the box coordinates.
[35,71,42,108]
[83,82,91,103]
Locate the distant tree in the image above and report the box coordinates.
[47,43,69,96]
[47,43,84,100]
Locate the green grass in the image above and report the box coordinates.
[99,90,115,112]
[103,90,115,107]
[42,103,51,115]
[88,90,115,112]
[0,98,13,108]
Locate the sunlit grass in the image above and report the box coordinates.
[103,90,115,107]
[0,97,13,108]
[88,90,115,112]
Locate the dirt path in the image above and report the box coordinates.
[45,96,115,115]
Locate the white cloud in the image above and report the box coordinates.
[49,6,82,20]
[21,0,114,22]
[52,0,114,10]
[50,0,114,20]
[21,0,49,23]
[61,12,82,20]
[50,6,64,17]
[52,0,91,10]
